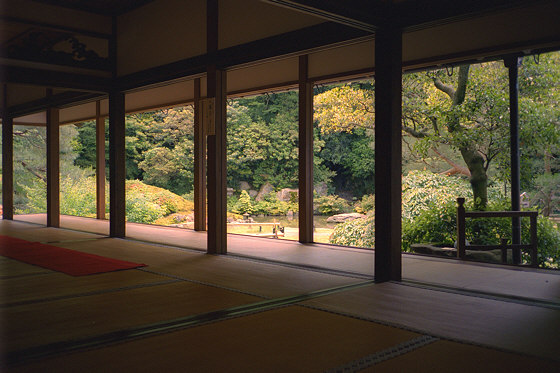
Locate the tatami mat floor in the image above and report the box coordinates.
[2,218,559,372]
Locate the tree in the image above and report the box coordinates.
[315,52,560,209]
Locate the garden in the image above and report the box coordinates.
[3,51,559,269]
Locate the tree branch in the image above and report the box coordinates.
[402,125,428,138]
[21,161,46,182]
[432,78,456,100]
[432,147,471,177]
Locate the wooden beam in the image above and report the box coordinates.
[109,91,125,237]
[298,55,314,243]
[96,101,106,220]
[46,104,60,227]
[395,0,543,31]
[7,91,104,119]
[193,78,206,231]
[374,27,403,282]
[2,85,14,220]
[0,66,111,93]
[263,0,377,32]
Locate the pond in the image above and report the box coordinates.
[227,215,336,243]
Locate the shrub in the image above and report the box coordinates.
[330,216,374,248]
[126,181,193,216]
[402,170,473,220]
[125,180,194,224]
[231,190,254,215]
[126,196,165,223]
[314,195,351,215]
[19,170,105,217]
[401,200,560,269]
[354,194,375,214]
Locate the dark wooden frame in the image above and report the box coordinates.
[374,27,403,282]
[109,91,126,237]
[193,78,206,231]
[46,105,60,227]
[298,55,314,243]
[96,101,106,220]
[2,85,14,220]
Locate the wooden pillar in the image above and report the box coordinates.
[193,78,206,231]
[2,85,13,220]
[206,0,227,254]
[109,91,126,237]
[505,56,522,264]
[46,105,60,227]
[374,27,403,282]
[96,101,106,220]
[298,55,314,243]
[206,67,227,254]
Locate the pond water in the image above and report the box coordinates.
[227,215,336,243]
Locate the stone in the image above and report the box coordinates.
[248,189,258,198]
[227,187,234,196]
[239,181,251,191]
[277,188,298,202]
[326,213,366,223]
[256,182,274,201]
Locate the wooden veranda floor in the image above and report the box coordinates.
[2,216,560,372]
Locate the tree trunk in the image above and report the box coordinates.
[434,65,489,209]
[460,147,487,209]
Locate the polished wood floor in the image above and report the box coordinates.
[2,217,559,372]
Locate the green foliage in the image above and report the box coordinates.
[126,196,165,224]
[401,200,560,269]
[125,180,194,223]
[252,193,297,216]
[330,216,375,248]
[17,169,103,217]
[314,195,351,215]
[354,194,375,214]
[231,190,254,215]
[402,170,473,220]
[530,173,560,216]
[226,97,300,190]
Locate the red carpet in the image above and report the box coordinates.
[0,235,146,276]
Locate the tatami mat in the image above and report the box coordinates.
[10,306,419,373]
[4,280,259,353]
[50,239,364,299]
[0,257,52,278]
[1,269,167,306]
[303,282,560,360]
[367,340,558,373]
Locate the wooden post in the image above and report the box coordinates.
[193,78,206,231]
[46,105,60,227]
[456,197,466,259]
[374,27,403,282]
[109,91,126,237]
[500,238,508,264]
[96,101,106,219]
[298,55,314,243]
[206,0,227,254]
[206,68,227,254]
[505,56,522,265]
[530,213,538,267]
[2,85,14,220]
